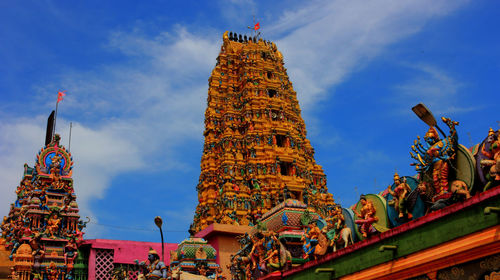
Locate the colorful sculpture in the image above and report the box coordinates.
[384,175,426,227]
[168,237,219,279]
[478,128,500,190]
[386,172,412,219]
[301,221,328,260]
[411,117,459,201]
[353,195,379,238]
[325,206,354,251]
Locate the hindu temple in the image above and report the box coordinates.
[0,130,86,280]
[1,30,499,280]
[192,31,335,233]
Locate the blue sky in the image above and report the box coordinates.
[0,0,498,244]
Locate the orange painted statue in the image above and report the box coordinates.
[354,195,378,238]
[481,128,500,182]
[302,221,324,259]
[46,262,60,280]
[249,232,266,270]
[411,117,459,200]
[386,173,412,218]
[325,206,346,243]
[45,213,61,238]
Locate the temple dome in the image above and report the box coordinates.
[16,244,32,256]
[30,197,40,205]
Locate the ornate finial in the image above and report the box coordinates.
[489,127,495,136]
[393,171,400,181]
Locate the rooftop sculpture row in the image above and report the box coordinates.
[228,108,498,279]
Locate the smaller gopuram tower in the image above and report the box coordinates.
[192,31,335,233]
[0,115,85,280]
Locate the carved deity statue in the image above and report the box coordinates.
[386,173,412,218]
[46,262,60,280]
[481,128,500,184]
[325,206,345,244]
[302,222,321,259]
[354,195,378,238]
[141,248,167,279]
[45,213,61,238]
[411,117,459,200]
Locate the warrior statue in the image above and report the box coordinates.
[386,172,412,219]
[411,117,459,200]
[354,195,378,238]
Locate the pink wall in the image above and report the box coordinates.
[83,239,178,264]
[83,239,178,280]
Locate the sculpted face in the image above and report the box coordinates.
[425,135,437,145]
[487,134,496,143]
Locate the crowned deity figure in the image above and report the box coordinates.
[481,128,500,183]
[354,195,378,238]
[325,206,345,244]
[386,172,412,219]
[45,212,61,238]
[411,117,459,201]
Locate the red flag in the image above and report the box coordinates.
[254,22,260,30]
[57,91,66,103]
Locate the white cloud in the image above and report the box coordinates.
[0,118,45,220]
[267,0,468,112]
[392,64,479,115]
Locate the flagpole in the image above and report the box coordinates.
[68,122,73,153]
[253,15,256,37]
[53,90,66,144]
[53,98,59,139]
[54,99,59,157]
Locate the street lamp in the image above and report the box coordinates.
[154,216,164,263]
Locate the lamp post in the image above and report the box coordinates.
[154,216,164,263]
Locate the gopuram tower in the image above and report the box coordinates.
[192,31,335,233]
[0,114,86,280]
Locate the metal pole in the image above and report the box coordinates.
[53,100,59,138]
[154,216,164,262]
[68,122,73,153]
